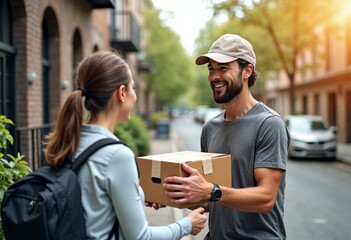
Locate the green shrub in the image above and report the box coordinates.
[114,126,139,156]
[126,115,150,156]
[0,116,31,239]
[114,114,150,157]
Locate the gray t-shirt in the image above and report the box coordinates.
[75,124,191,240]
[201,102,290,240]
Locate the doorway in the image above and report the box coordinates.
[327,92,337,126]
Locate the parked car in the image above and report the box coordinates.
[193,106,208,123]
[284,115,337,160]
[200,108,223,124]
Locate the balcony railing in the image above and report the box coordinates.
[15,124,53,170]
[110,10,140,52]
[88,0,114,9]
[89,0,114,8]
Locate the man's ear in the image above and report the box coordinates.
[116,85,126,103]
[245,64,254,78]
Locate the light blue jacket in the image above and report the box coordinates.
[75,124,191,240]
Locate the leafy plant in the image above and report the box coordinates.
[0,115,31,239]
[0,116,14,149]
[114,114,150,157]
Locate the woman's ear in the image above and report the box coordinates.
[116,85,126,103]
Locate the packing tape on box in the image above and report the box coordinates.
[152,160,161,178]
[202,158,213,175]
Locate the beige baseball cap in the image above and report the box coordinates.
[195,34,256,68]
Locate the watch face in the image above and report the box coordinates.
[210,183,222,202]
[214,189,222,201]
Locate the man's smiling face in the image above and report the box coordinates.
[207,60,244,104]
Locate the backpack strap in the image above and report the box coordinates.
[107,219,119,240]
[71,138,125,240]
[70,138,125,172]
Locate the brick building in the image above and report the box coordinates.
[0,0,152,168]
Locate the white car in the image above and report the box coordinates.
[193,106,208,123]
[200,108,223,124]
[284,115,337,160]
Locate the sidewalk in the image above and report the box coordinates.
[336,143,351,165]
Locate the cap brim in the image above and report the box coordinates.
[195,53,238,65]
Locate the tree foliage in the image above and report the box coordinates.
[142,7,192,107]
[191,21,220,107]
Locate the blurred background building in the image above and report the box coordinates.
[0,0,154,168]
[261,14,351,143]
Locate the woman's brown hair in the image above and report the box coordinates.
[43,50,130,168]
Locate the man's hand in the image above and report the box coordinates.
[163,162,213,204]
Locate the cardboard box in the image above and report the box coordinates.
[137,151,232,208]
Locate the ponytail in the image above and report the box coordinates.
[44,50,130,168]
[43,90,84,168]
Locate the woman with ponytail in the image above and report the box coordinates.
[43,51,206,240]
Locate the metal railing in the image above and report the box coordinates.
[110,10,140,52]
[15,123,53,170]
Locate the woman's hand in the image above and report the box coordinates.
[187,207,207,235]
[144,201,165,210]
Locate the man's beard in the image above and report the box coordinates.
[212,75,243,104]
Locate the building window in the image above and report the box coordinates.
[302,95,308,114]
[0,0,16,155]
[328,92,336,126]
[72,29,82,90]
[42,19,50,124]
[0,0,15,122]
[0,0,11,43]
[268,97,276,111]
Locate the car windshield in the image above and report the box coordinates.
[289,118,329,132]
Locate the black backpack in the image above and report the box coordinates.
[1,138,123,240]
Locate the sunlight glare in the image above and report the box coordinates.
[340,1,351,19]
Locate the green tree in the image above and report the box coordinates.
[192,21,220,107]
[142,7,192,110]
[209,0,347,114]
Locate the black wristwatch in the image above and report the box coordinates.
[209,183,222,202]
